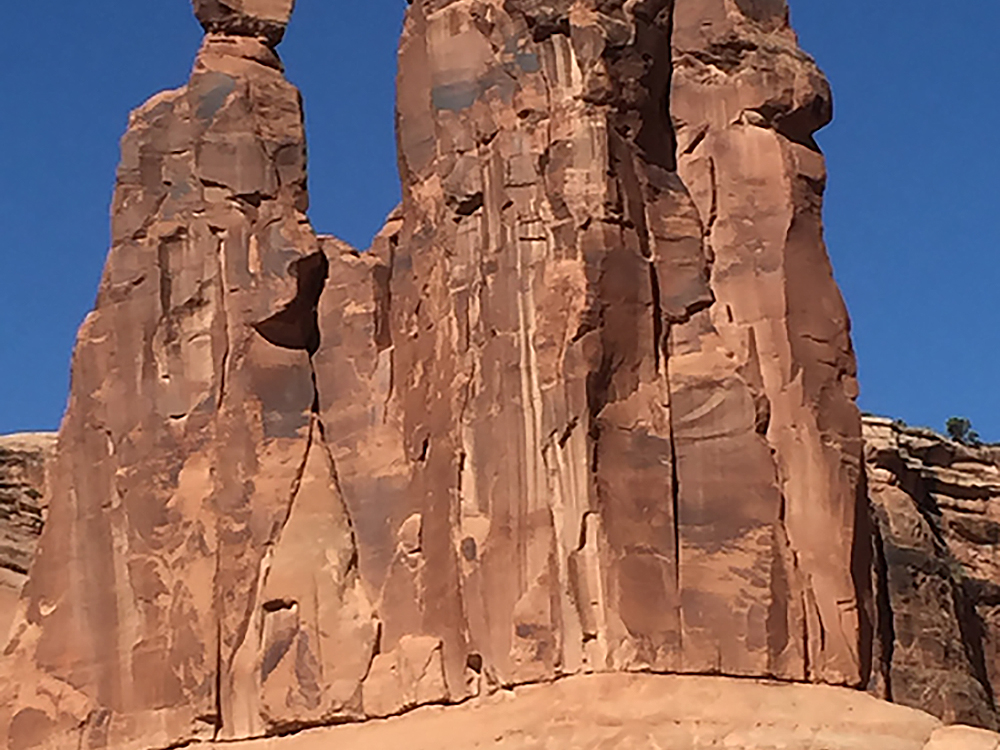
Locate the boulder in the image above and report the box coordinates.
[192,0,296,47]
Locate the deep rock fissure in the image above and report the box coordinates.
[649,264,665,374]
[953,572,997,709]
[868,519,895,701]
[214,230,230,410]
[664,325,683,655]
[213,618,224,739]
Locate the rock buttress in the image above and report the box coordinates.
[866,416,1000,730]
[0,434,55,640]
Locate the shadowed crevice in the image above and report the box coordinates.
[869,508,895,702]
[253,251,330,357]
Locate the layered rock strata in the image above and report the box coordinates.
[2,1,877,748]
[866,416,1000,730]
[0,434,55,638]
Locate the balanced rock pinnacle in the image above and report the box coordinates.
[0,0,374,746]
[2,1,886,749]
[192,0,295,47]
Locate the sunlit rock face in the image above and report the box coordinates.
[362,0,870,699]
[672,0,869,685]
[0,2,373,746]
[0,1,881,749]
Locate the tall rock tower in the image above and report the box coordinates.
[672,0,869,684]
[1,2,871,749]
[0,2,374,747]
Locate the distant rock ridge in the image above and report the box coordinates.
[866,415,1000,730]
[0,434,55,639]
[0,1,996,749]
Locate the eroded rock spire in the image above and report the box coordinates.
[1,2,375,747]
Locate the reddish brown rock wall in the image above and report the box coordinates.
[1,2,877,749]
[360,0,870,696]
[672,0,868,685]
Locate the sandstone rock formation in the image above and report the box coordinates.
[1,4,343,746]
[0,434,55,638]
[354,0,868,700]
[5,1,981,749]
[866,416,1000,730]
[672,0,867,685]
[192,0,294,46]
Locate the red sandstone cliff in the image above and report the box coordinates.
[1,2,996,749]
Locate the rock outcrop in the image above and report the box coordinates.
[866,416,1000,730]
[352,0,868,701]
[0,434,55,638]
[5,1,975,749]
[192,674,1000,750]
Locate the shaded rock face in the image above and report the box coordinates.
[0,434,56,639]
[1,1,875,749]
[865,416,1000,730]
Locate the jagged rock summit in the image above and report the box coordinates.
[2,1,996,749]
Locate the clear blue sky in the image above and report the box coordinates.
[1,2,997,441]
